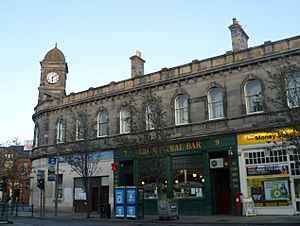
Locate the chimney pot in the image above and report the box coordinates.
[229,18,249,51]
[130,51,145,78]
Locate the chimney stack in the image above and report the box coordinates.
[229,18,249,51]
[130,50,145,78]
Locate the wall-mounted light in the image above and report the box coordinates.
[141,181,145,185]
[228,147,234,157]
[175,180,179,184]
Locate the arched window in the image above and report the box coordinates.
[208,87,224,119]
[34,125,39,147]
[175,94,188,125]
[57,118,66,143]
[76,115,86,140]
[97,111,107,137]
[120,106,130,134]
[146,102,155,130]
[286,72,300,108]
[244,79,262,113]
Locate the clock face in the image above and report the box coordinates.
[46,72,59,84]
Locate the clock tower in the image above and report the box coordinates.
[38,45,68,104]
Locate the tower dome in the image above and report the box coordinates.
[43,45,65,62]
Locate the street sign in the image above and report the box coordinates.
[37,170,45,180]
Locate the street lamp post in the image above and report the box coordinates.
[54,148,59,216]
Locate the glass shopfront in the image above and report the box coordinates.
[238,131,298,215]
[115,136,238,215]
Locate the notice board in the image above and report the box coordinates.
[243,197,256,217]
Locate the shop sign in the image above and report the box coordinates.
[137,141,202,156]
[238,129,298,145]
[264,180,289,201]
[246,164,288,176]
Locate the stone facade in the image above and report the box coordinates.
[32,19,300,215]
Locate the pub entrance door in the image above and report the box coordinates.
[212,168,231,214]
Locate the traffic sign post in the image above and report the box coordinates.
[36,170,45,217]
[0,176,7,202]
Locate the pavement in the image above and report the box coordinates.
[11,211,300,225]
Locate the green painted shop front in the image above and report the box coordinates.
[114,135,240,215]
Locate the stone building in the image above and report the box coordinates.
[32,19,300,215]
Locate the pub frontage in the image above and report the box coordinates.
[114,135,240,215]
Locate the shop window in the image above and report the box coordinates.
[245,148,288,166]
[289,148,300,175]
[74,177,86,201]
[247,177,291,207]
[207,87,224,120]
[294,179,300,199]
[172,155,204,198]
[244,79,263,114]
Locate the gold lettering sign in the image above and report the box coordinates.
[137,141,202,156]
[215,139,221,145]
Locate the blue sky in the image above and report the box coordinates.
[0,0,299,144]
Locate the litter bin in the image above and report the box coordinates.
[157,199,179,220]
[100,204,111,219]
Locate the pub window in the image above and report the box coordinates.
[172,155,204,198]
[139,159,166,199]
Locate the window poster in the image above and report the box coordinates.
[74,188,86,200]
[115,206,124,218]
[126,206,136,218]
[249,181,263,202]
[264,180,289,201]
[126,187,136,205]
[115,187,125,205]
